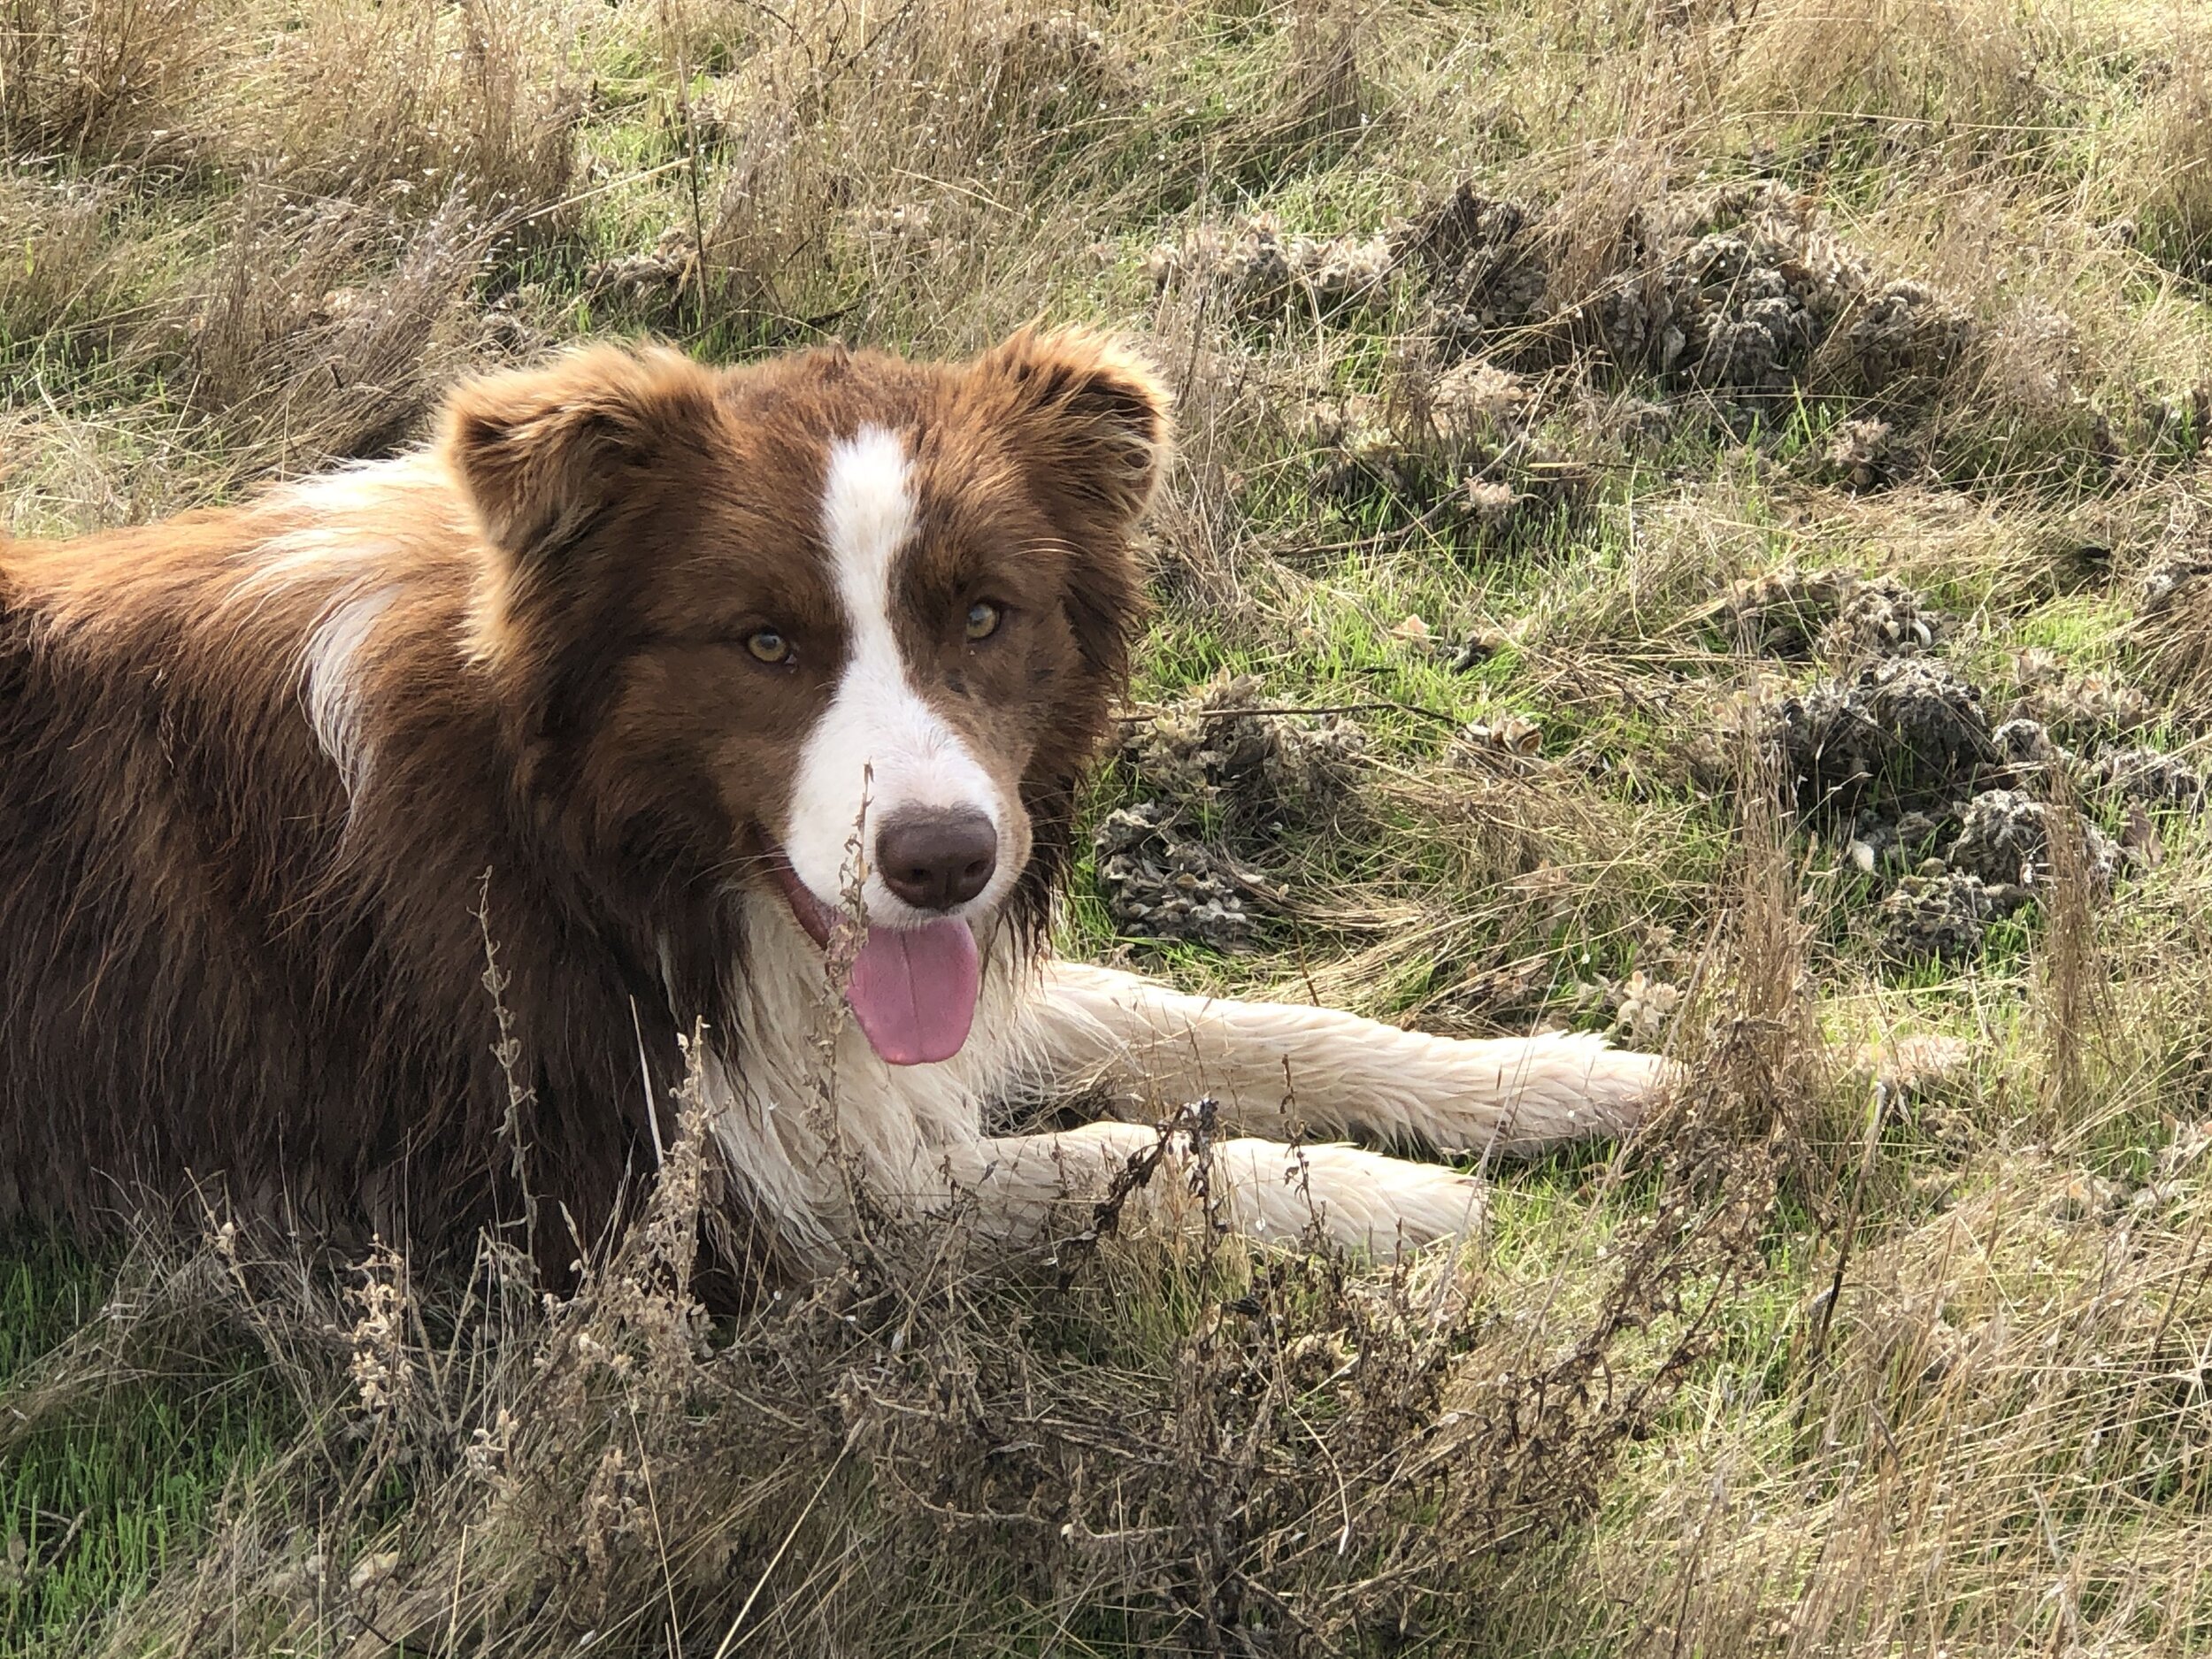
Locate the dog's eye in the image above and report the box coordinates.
[964,602,1002,642]
[745,627,792,664]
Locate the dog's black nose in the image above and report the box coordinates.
[876,809,998,912]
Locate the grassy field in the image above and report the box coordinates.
[6,0,2212,1652]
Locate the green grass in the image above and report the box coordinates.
[0,1243,292,1655]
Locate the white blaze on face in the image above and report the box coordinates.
[783,425,1009,926]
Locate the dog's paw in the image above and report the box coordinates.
[1220,1141,1486,1253]
[1411,1032,1678,1158]
[1566,1043,1679,1130]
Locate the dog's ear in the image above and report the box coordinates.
[969,326,1165,725]
[971,326,1172,542]
[442,345,720,561]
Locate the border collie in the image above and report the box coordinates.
[0,328,1668,1287]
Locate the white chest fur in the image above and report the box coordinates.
[702,890,1044,1266]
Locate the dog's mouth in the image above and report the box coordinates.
[762,843,980,1069]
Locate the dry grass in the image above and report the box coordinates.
[4,972,1807,1656]
[0,0,226,162]
[8,0,2212,1653]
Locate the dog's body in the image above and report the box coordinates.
[0,330,1667,1286]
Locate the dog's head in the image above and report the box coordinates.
[442,327,1167,1064]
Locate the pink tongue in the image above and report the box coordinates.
[842,918,981,1066]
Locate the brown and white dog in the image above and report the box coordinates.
[0,328,1668,1288]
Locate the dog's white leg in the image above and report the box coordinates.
[911,1120,1484,1255]
[1025,961,1675,1158]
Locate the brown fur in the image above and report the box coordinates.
[0,328,1161,1286]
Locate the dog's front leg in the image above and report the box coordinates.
[1025,961,1673,1160]
[920,1121,1485,1256]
